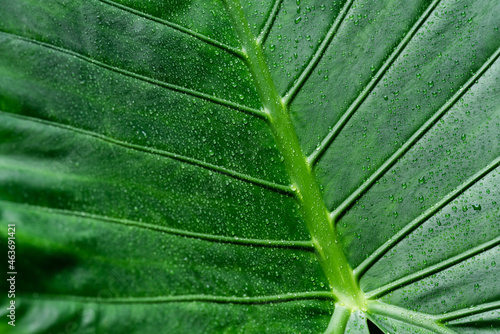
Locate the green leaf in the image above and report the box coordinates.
[0,0,499,333]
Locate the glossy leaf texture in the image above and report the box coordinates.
[0,0,499,333]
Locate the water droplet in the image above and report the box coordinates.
[294,16,302,24]
[472,204,481,211]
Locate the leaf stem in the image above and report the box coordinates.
[222,0,365,309]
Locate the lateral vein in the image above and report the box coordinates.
[330,46,500,222]
[0,200,316,251]
[0,111,294,195]
[28,292,335,305]
[0,30,265,119]
[354,155,500,279]
[257,0,284,44]
[97,0,245,58]
[365,236,500,299]
[308,0,442,166]
[367,301,458,334]
[436,301,500,322]
[282,0,355,106]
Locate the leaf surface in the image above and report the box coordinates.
[0,0,499,333]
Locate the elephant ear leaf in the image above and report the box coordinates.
[1,0,499,333]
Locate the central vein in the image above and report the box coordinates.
[222,0,365,309]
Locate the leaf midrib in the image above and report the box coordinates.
[221,0,364,311]
[222,1,500,333]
